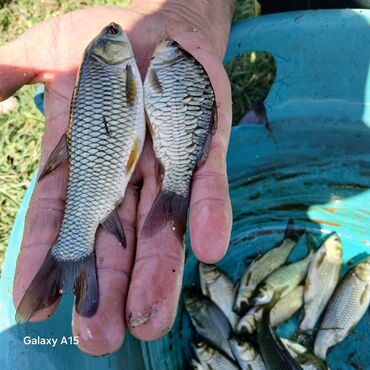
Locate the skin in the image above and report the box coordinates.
[0,0,234,357]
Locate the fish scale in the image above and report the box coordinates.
[15,23,145,322]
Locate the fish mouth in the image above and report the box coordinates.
[106,23,120,35]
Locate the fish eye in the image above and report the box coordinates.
[168,40,178,47]
[107,24,119,35]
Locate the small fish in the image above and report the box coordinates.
[192,340,239,370]
[281,339,329,370]
[142,39,216,240]
[314,257,370,359]
[199,263,238,327]
[183,289,235,360]
[300,233,342,333]
[254,247,314,306]
[234,219,303,313]
[238,286,304,334]
[257,293,304,370]
[189,358,209,370]
[229,338,266,370]
[16,23,145,321]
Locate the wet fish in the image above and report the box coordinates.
[192,340,239,370]
[314,257,370,359]
[300,233,342,333]
[229,338,266,370]
[183,289,235,360]
[142,39,216,240]
[257,294,304,370]
[238,285,304,334]
[189,358,209,369]
[234,219,303,313]
[199,263,238,327]
[15,23,145,321]
[254,247,314,306]
[281,340,329,370]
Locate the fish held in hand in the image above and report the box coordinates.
[199,263,238,327]
[142,39,216,240]
[234,219,304,313]
[300,233,342,333]
[15,23,145,322]
[314,257,370,360]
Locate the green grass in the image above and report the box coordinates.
[0,0,274,269]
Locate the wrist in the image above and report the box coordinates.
[129,0,235,60]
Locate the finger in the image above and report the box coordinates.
[72,183,138,356]
[125,139,185,341]
[174,35,233,263]
[13,82,73,319]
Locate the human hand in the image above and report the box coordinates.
[0,0,234,356]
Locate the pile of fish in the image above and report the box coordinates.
[184,220,370,369]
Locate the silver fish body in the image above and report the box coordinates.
[192,341,239,370]
[16,23,145,322]
[234,220,303,313]
[229,338,266,370]
[238,285,304,334]
[184,290,235,360]
[314,257,370,359]
[300,233,342,332]
[254,250,313,306]
[199,263,238,327]
[143,39,216,239]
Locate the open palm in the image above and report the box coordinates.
[0,4,233,356]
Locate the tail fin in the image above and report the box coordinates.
[141,190,189,240]
[15,250,98,322]
[284,219,305,242]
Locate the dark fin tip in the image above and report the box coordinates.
[102,209,126,248]
[141,190,189,241]
[74,253,99,317]
[15,250,62,323]
[284,219,305,242]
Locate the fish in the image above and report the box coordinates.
[15,23,145,321]
[189,358,209,369]
[257,293,304,370]
[192,340,239,370]
[234,219,304,313]
[142,39,216,240]
[229,338,266,370]
[199,263,238,327]
[299,233,342,334]
[314,257,370,359]
[254,246,314,306]
[237,285,304,334]
[183,288,235,360]
[281,339,329,370]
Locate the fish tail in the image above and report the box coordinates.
[284,219,304,242]
[141,189,189,240]
[16,250,98,322]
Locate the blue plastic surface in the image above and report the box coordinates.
[1,8,370,370]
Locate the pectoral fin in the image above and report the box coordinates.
[126,138,141,174]
[102,209,126,248]
[38,133,68,181]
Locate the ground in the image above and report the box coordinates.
[0,0,274,269]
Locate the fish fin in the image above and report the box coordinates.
[73,253,99,317]
[126,64,137,106]
[316,250,326,268]
[196,101,217,167]
[141,190,189,240]
[147,67,163,93]
[126,138,141,174]
[15,250,62,323]
[360,284,370,305]
[284,219,304,242]
[15,250,99,322]
[102,209,126,248]
[38,133,68,181]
